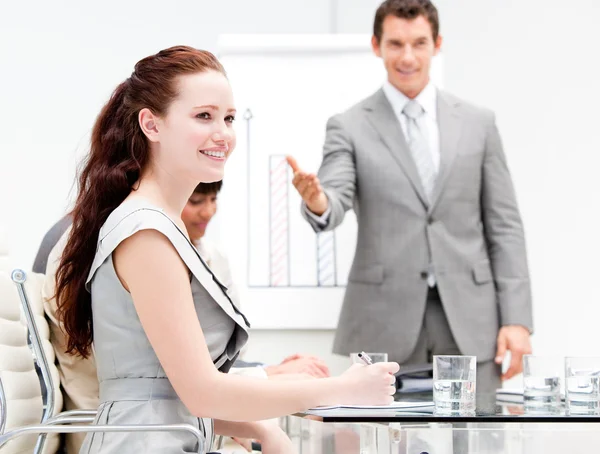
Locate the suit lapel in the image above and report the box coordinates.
[364,89,428,208]
[429,90,462,212]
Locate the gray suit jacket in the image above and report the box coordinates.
[303,88,532,363]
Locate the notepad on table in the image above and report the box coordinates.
[306,401,434,416]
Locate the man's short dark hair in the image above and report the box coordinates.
[373,0,440,43]
[192,180,223,195]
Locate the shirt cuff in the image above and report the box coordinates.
[303,203,331,227]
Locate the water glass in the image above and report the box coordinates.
[522,355,561,414]
[350,352,388,365]
[433,355,476,415]
[565,357,600,415]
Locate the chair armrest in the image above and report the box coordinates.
[45,409,97,424]
[0,377,6,435]
[46,416,96,425]
[0,423,205,453]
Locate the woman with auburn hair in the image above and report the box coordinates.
[54,45,399,453]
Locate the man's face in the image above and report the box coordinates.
[372,14,442,99]
[181,191,218,242]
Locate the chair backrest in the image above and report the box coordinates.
[0,269,62,454]
[0,376,7,435]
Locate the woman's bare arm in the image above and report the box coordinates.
[113,229,397,421]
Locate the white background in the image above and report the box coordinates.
[1,0,600,378]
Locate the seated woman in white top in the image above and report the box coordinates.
[182,180,331,379]
[53,45,399,454]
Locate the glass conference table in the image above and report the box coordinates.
[282,392,600,453]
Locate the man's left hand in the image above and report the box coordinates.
[495,325,532,380]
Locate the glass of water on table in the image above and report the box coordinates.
[565,357,600,415]
[523,355,562,414]
[433,355,476,415]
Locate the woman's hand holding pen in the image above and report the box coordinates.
[337,361,400,405]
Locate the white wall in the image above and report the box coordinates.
[0,0,336,268]
[436,0,600,361]
[2,0,600,379]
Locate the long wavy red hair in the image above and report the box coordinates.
[55,46,225,358]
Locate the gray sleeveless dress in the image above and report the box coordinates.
[79,199,250,453]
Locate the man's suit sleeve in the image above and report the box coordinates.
[481,114,533,332]
[301,115,357,232]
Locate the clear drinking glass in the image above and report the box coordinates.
[433,355,476,415]
[522,355,561,414]
[565,357,600,415]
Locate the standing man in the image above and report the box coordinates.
[288,0,532,392]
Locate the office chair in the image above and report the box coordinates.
[0,269,206,454]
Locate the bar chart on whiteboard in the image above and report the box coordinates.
[243,104,353,288]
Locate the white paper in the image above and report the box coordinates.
[308,401,434,412]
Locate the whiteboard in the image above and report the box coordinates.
[211,34,443,329]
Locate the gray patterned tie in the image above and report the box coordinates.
[402,100,437,202]
[403,100,437,287]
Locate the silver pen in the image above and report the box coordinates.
[358,351,373,365]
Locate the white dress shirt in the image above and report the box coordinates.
[195,237,241,309]
[305,81,440,226]
[194,238,268,378]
